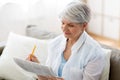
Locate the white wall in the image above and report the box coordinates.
[27,0,74,34]
[0,2,28,41]
[27,0,62,33]
[87,0,120,41]
[0,0,74,41]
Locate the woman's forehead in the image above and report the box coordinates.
[62,19,74,24]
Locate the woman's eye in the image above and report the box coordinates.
[62,22,64,25]
[69,24,74,27]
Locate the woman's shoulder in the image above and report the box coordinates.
[85,33,102,48]
[86,37,105,59]
[84,33,104,56]
[49,34,65,44]
[47,34,65,49]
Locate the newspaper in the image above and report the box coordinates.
[14,58,56,76]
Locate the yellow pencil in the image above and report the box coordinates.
[30,45,36,59]
[31,45,36,55]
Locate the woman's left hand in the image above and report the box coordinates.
[37,75,64,80]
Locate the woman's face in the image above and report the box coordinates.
[61,19,87,39]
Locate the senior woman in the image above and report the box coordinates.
[27,1,105,80]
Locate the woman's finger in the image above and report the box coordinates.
[26,54,40,63]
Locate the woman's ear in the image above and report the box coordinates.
[83,22,88,28]
[82,22,88,30]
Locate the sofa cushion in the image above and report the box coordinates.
[100,48,111,80]
[101,44,120,80]
[26,25,59,39]
[109,49,120,80]
[0,32,50,80]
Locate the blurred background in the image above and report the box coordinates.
[0,0,120,49]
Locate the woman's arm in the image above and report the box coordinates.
[83,49,105,80]
[37,75,64,80]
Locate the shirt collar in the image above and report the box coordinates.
[60,31,87,54]
[71,31,87,53]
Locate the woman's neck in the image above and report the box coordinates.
[67,39,76,45]
[67,35,80,45]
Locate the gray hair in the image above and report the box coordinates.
[59,1,91,23]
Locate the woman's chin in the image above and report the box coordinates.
[64,34,71,38]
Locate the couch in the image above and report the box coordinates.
[0,42,120,80]
[0,26,120,80]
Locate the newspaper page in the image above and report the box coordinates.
[14,58,56,76]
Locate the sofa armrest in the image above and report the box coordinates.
[0,41,6,56]
[101,44,120,80]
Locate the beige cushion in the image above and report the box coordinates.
[100,48,111,80]
[101,44,120,80]
[0,32,50,80]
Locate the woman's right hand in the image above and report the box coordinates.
[26,54,40,63]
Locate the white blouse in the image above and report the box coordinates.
[46,31,105,80]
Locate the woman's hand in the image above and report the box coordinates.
[26,54,40,63]
[37,75,64,80]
